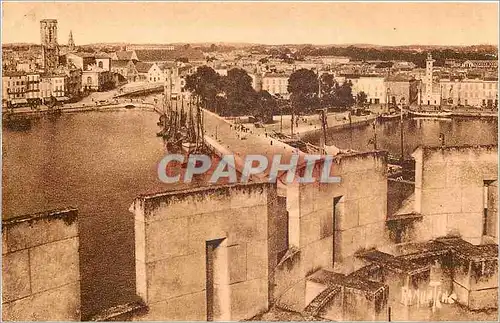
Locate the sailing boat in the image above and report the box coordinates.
[181,95,206,154]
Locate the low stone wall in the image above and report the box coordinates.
[412,145,498,244]
[2,208,81,321]
[129,182,278,321]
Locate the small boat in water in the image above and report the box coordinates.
[379,113,401,120]
[408,110,452,118]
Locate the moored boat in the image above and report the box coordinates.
[408,110,452,118]
[379,113,400,120]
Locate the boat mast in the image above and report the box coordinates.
[400,98,404,162]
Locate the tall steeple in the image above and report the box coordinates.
[68,30,75,52]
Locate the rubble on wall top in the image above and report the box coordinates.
[2,207,78,227]
[416,144,498,153]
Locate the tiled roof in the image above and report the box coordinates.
[112,60,130,68]
[114,51,135,60]
[95,53,111,59]
[2,71,26,77]
[134,49,204,62]
[134,62,154,73]
[385,74,415,82]
[70,52,95,58]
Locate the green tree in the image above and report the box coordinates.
[356,91,368,107]
[255,90,277,123]
[319,73,338,108]
[220,68,256,116]
[287,68,319,114]
[184,66,222,110]
[334,80,355,108]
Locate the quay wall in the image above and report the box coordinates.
[129,182,278,321]
[2,208,81,321]
[411,145,498,244]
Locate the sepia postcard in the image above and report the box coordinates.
[1,1,499,322]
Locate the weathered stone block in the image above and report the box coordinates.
[228,244,247,284]
[227,206,264,244]
[335,226,366,261]
[230,278,268,321]
[422,163,447,189]
[445,163,463,188]
[2,282,80,321]
[299,185,315,216]
[246,240,268,281]
[145,217,189,262]
[29,237,80,294]
[364,221,388,250]
[146,253,205,303]
[188,212,229,254]
[420,187,462,215]
[5,218,78,253]
[431,213,448,238]
[447,212,483,239]
[319,287,344,321]
[469,288,498,310]
[335,199,357,231]
[460,187,484,213]
[276,278,306,312]
[299,213,321,247]
[358,195,386,226]
[452,281,469,307]
[305,280,327,306]
[229,188,267,210]
[137,291,206,321]
[301,237,333,278]
[274,253,303,298]
[2,250,31,302]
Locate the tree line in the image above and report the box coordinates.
[185,66,277,122]
[185,66,360,121]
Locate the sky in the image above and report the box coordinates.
[2,1,499,46]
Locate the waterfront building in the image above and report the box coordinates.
[25,72,41,101]
[40,71,67,101]
[147,63,166,83]
[262,72,290,98]
[440,77,498,108]
[66,52,97,71]
[81,65,113,91]
[134,62,154,82]
[345,74,387,105]
[385,74,420,106]
[2,71,28,105]
[111,60,139,83]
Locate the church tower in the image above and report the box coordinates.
[40,19,60,70]
[68,30,75,52]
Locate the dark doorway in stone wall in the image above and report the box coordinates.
[206,238,229,321]
[333,196,344,268]
[483,180,497,239]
